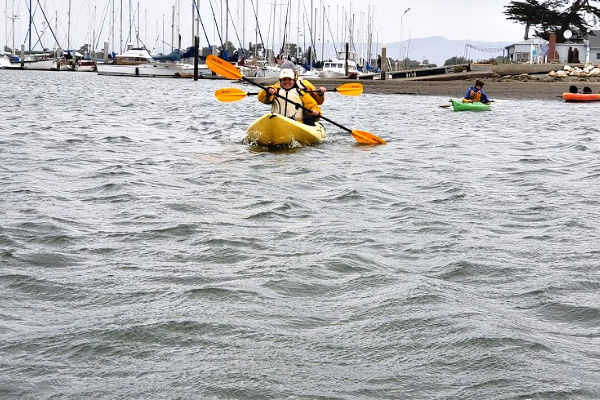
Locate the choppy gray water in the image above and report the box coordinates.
[1,69,600,399]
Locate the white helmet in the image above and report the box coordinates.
[279,68,295,80]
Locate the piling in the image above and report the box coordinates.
[103,41,109,64]
[381,47,387,80]
[345,42,349,77]
[194,36,200,81]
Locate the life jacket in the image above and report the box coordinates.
[271,84,304,121]
[467,87,482,102]
[297,79,325,105]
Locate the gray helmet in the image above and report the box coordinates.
[280,60,298,79]
[280,60,296,70]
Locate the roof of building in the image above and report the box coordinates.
[587,30,600,47]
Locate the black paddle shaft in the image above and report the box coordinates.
[241,77,353,134]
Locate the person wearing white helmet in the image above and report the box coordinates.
[257,67,321,125]
[279,60,326,105]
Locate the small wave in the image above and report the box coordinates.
[535,301,600,328]
[2,273,87,301]
[101,135,132,143]
[185,286,263,301]
[142,223,198,238]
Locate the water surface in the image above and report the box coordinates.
[1,70,599,398]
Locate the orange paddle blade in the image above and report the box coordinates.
[351,130,386,145]
[335,83,363,96]
[215,88,248,102]
[206,55,243,80]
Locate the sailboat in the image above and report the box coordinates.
[96,45,193,77]
[96,1,193,78]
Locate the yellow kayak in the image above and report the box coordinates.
[245,113,327,147]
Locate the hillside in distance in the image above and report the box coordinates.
[382,36,512,66]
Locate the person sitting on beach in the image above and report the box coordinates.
[258,68,321,125]
[463,79,490,103]
[280,60,326,105]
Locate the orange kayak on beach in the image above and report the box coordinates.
[562,93,600,102]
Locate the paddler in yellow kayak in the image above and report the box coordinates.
[258,68,322,125]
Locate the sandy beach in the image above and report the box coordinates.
[250,75,600,101]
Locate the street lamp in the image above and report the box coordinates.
[400,8,411,69]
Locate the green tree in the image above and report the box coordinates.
[443,56,469,66]
[504,0,600,42]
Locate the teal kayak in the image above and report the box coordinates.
[451,99,491,112]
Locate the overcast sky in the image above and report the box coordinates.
[3,0,525,53]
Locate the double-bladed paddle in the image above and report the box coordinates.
[206,55,385,145]
[215,83,363,103]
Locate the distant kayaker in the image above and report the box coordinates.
[463,79,491,104]
[280,60,326,105]
[258,68,322,125]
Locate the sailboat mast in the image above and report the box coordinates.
[67,0,71,50]
[136,2,140,47]
[171,5,175,51]
[111,0,115,53]
[321,4,324,61]
[367,5,372,67]
[4,0,7,52]
[176,0,180,49]
[54,11,57,55]
[296,0,300,60]
[310,0,313,62]
[92,6,97,56]
[28,0,32,51]
[10,0,15,55]
[119,0,122,53]
[303,12,306,64]
[128,0,132,47]
[225,0,228,50]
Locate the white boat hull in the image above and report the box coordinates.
[318,70,346,78]
[97,62,194,77]
[255,66,280,79]
[137,63,194,77]
[0,55,10,68]
[19,59,57,70]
